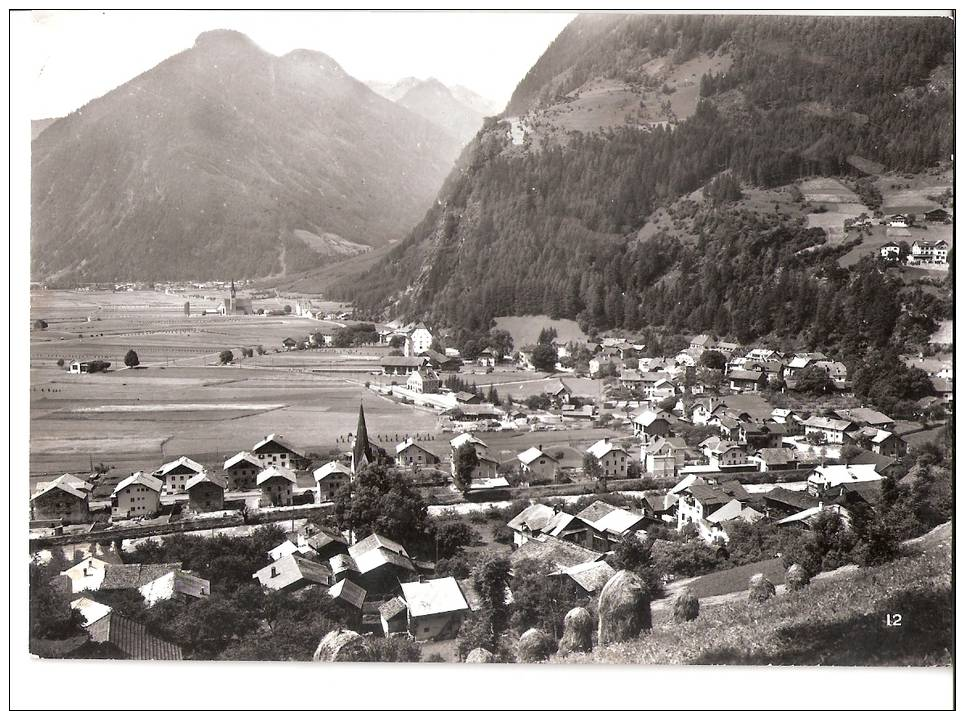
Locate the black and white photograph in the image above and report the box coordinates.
[10,7,956,709]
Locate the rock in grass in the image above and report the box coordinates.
[785,563,811,591]
[558,607,593,655]
[597,569,652,646]
[748,572,776,603]
[672,587,700,622]
[517,628,555,663]
[465,647,495,663]
[313,629,371,662]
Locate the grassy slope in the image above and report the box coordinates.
[563,524,952,666]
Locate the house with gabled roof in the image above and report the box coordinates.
[449,432,498,479]
[327,578,367,623]
[834,407,895,431]
[400,577,470,641]
[509,533,604,571]
[223,450,262,490]
[314,461,352,502]
[154,456,205,496]
[251,433,306,469]
[406,366,441,394]
[507,503,557,547]
[379,596,408,636]
[252,553,333,594]
[586,438,628,479]
[256,465,297,507]
[641,436,689,477]
[549,560,617,597]
[807,464,883,498]
[761,486,820,519]
[517,445,560,484]
[139,569,211,607]
[184,470,226,513]
[803,415,857,444]
[111,472,163,520]
[395,438,441,470]
[348,533,418,595]
[31,474,91,524]
[632,409,673,442]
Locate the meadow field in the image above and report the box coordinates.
[28,290,439,482]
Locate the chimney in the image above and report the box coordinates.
[538,444,543,452]
[270,566,278,578]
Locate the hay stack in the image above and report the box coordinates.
[465,647,495,663]
[557,607,593,655]
[672,587,700,622]
[597,569,652,646]
[785,563,811,591]
[516,628,555,663]
[748,573,776,603]
[313,629,371,662]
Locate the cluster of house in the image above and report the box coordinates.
[878,239,951,267]
[590,335,854,404]
[39,547,212,659]
[30,422,371,527]
[251,528,484,642]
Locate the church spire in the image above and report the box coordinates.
[351,401,373,474]
[230,280,236,298]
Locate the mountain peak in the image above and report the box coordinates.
[283,48,344,73]
[193,29,260,51]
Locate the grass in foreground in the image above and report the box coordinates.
[562,535,951,666]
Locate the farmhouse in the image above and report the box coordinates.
[256,465,297,507]
[395,438,441,469]
[909,239,949,265]
[155,456,206,495]
[406,367,441,394]
[835,407,895,431]
[379,355,427,376]
[139,570,211,607]
[802,415,857,444]
[632,410,672,442]
[184,471,226,513]
[313,461,352,502]
[807,464,884,498]
[726,369,766,392]
[879,242,902,260]
[536,509,594,548]
[74,610,183,660]
[223,451,263,490]
[347,533,419,594]
[641,436,689,476]
[60,556,114,594]
[251,433,306,469]
[924,207,951,223]
[111,472,163,519]
[700,437,748,468]
[506,503,556,547]
[517,445,560,484]
[449,433,499,479]
[761,486,820,519]
[31,475,91,524]
[749,447,819,472]
[549,560,618,597]
[585,438,628,479]
[770,408,805,435]
[252,553,334,594]
[582,506,647,551]
[399,577,471,641]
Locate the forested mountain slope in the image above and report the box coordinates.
[336,14,953,366]
[32,30,462,284]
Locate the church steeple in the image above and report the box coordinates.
[230,280,237,298]
[351,401,373,474]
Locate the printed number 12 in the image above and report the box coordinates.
[886,614,902,627]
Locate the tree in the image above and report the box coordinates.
[698,350,726,370]
[332,463,430,552]
[509,559,582,637]
[453,443,479,494]
[219,350,234,365]
[389,335,406,349]
[472,555,512,645]
[486,329,514,359]
[283,304,292,314]
[582,452,603,480]
[530,343,557,372]
[795,366,833,394]
[56,358,65,368]
[29,563,84,643]
[657,396,677,412]
[433,520,481,559]
[123,349,140,368]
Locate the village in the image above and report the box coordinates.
[28,312,953,661]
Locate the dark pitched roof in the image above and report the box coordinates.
[100,563,182,590]
[762,486,819,511]
[687,484,734,507]
[509,536,603,572]
[98,614,183,660]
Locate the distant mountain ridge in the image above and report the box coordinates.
[31,29,462,284]
[366,76,499,144]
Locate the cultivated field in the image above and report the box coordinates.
[29,291,439,481]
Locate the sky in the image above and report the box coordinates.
[27,10,577,118]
